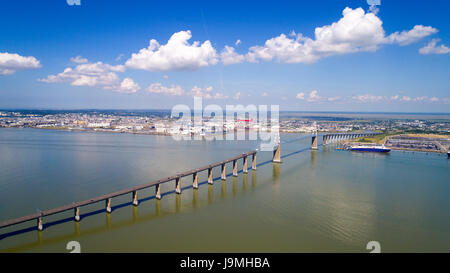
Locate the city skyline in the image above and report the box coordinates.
[1,0,449,112]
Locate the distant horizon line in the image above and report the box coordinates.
[0,108,449,115]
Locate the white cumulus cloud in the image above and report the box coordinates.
[70,56,88,64]
[190,86,224,99]
[221,46,246,65]
[147,83,185,96]
[327,96,341,102]
[38,59,138,93]
[125,30,218,71]
[214,92,229,99]
[191,85,219,99]
[429,97,439,102]
[296,92,305,100]
[386,25,438,46]
[115,78,140,94]
[419,39,450,55]
[352,94,384,102]
[307,90,321,102]
[0,52,41,75]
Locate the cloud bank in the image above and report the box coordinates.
[222,7,437,65]
[39,58,139,93]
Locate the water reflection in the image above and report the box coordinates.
[243,174,248,192]
[175,194,181,213]
[155,199,161,216]
[74,221,80,236]
[232,177,238,197]
[192,189,198,208]
[37,230,43,245]
[106,213,111,229]
[310,150,317,169]
[221,180,227,199]
[272,163,280,199]
[132,206,138,223]
[208,184,213,204]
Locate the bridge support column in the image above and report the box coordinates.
[106,198,112,213]
[243,156,248,173]
[132,190,138,206]
[155,184,162,200]
[193,172,199,189]
[252,153,257,170]
[74,207,80,222]
[233,160,238,176]
[37,215,43,231]
[312,135,318,150]
[176,177,182,194]
[273,144,281,163]
[208,168,213,184]
[221,164,227,180]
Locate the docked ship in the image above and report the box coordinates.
[349,144,391,153]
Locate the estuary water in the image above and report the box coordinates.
[0,128,449,252]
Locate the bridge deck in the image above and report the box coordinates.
[0,150,257,229]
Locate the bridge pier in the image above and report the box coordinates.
[273,144,281,163]
[74,207,80,222]
[37,216,43,231]
[155,184,162,200]
[243,156,248,173]
[176,177,182,194]
[221,164,227,180]
[208,168,213,184]
[193,172,199,189]
[106,198,112,213]
[312,133,318,150]
[132,190,138,206]
[252,153,257,170]
[233,160,238,176]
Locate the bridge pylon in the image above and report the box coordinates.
[311,130,318,150]
[273,144,282,163]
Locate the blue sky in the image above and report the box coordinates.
[0,0,449,112]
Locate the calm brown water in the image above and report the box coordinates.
[0,128,449,252]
